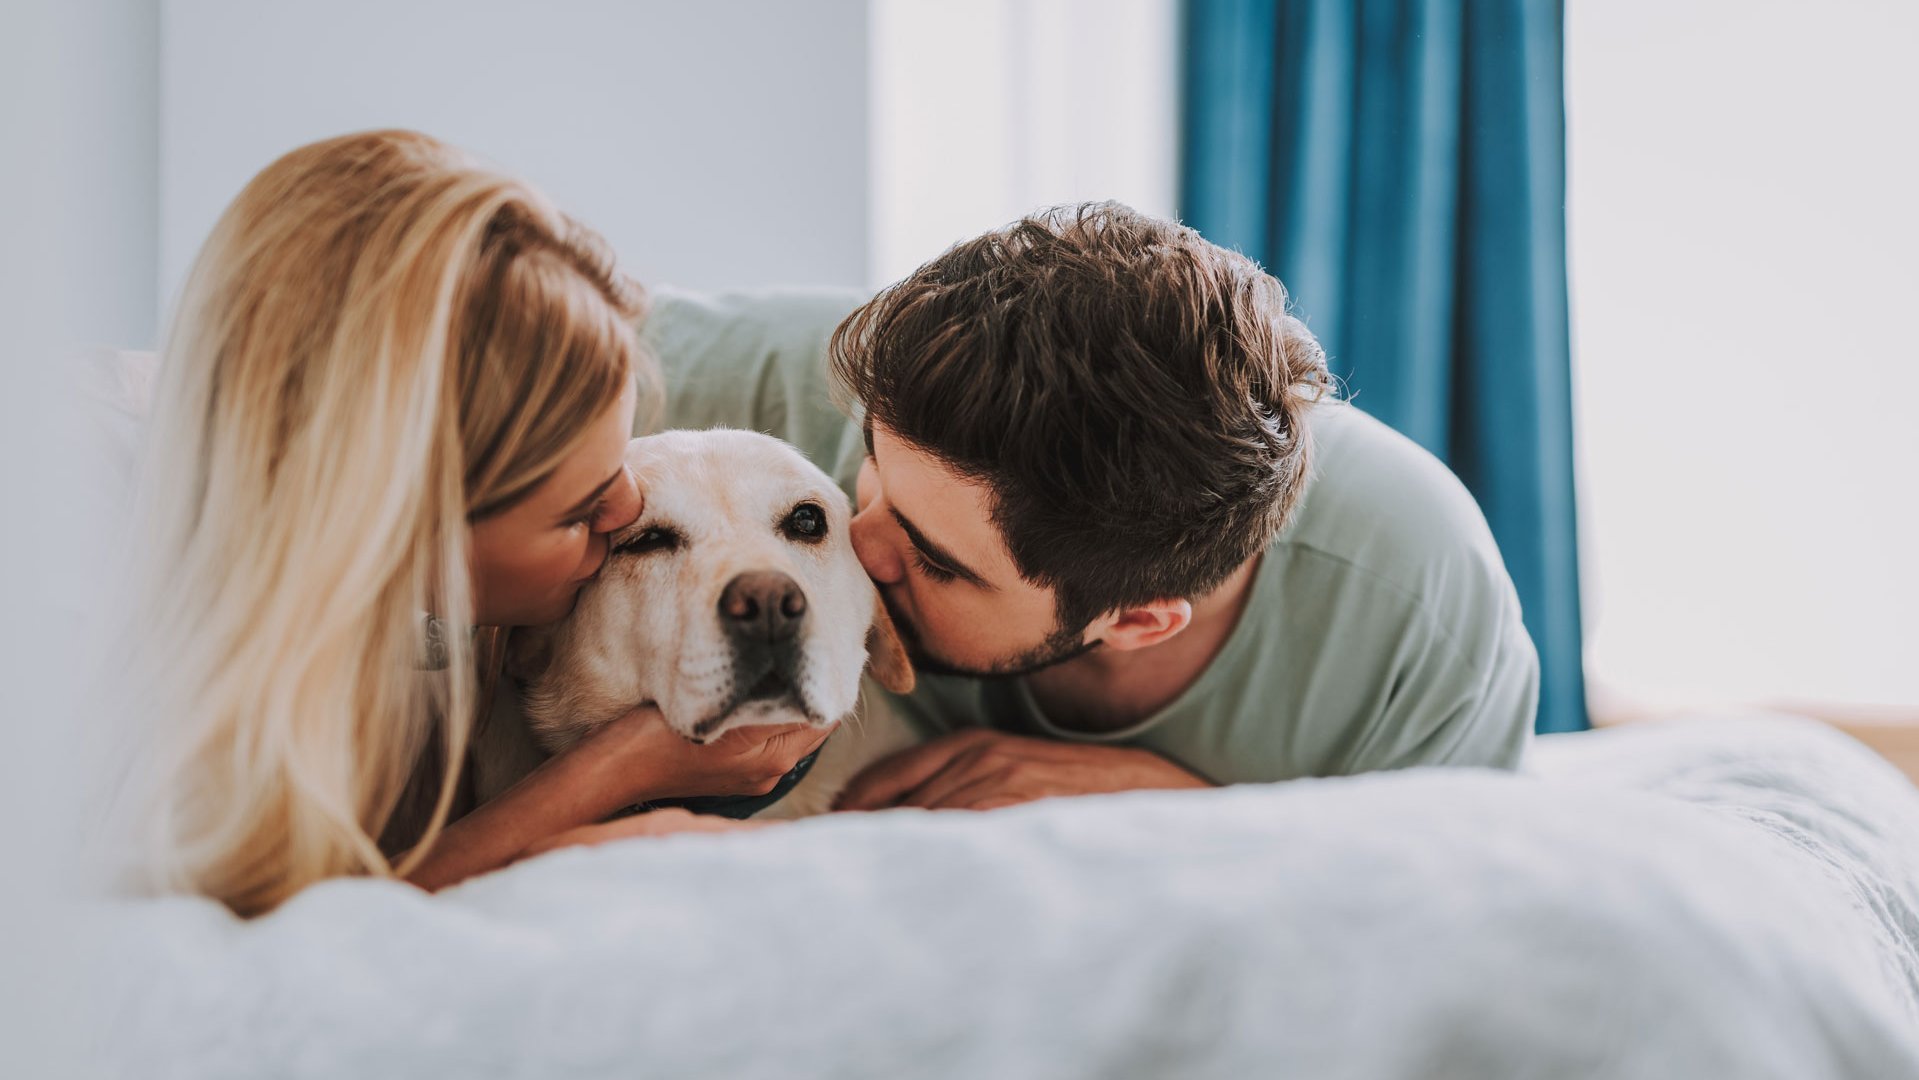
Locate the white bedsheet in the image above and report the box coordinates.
[89,714,1919,1079]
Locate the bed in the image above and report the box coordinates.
[89,714,1919,1078]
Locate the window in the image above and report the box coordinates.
[1567,0,1919,711]
[868,0,1179,286]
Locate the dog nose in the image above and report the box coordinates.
[718,571,807,643]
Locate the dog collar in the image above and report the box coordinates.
[635,739,827,820]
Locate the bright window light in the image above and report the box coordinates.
[869,0,1180,288]
[1567,0,1919,709]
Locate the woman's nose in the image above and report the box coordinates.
[597,465,643,534]
[849,502,905,585]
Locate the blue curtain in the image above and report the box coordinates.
[1181,0,1586,734]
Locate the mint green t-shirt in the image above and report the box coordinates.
[643,288,1538,781]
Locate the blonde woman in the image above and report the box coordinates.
[109,130,823,916]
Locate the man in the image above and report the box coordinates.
[648,203,1537,811]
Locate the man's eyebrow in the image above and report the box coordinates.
[890,507,992,589]
[866,423,991,588]
[558,469,622,520]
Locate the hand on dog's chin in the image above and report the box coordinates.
[627,710,837,802]
[686,698,826,745]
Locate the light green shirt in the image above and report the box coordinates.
[644,288,1537,781]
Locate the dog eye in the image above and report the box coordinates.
[781,503,828,543]
[613,526,680,556]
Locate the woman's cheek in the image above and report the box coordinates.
[526,531,580,585]
[572,530,608,581]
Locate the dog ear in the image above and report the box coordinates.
[865,592,916,695]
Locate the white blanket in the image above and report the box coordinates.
[89,715,1919,1078]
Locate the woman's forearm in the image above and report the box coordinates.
[403,717,663,892]
[401,708,833,891]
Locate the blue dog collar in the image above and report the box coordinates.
[634,740,826,821]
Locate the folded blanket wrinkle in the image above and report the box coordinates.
[1533,713,1919,1022]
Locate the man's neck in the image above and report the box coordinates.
[1022,555,1263,733]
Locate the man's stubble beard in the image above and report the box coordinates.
[881,591,1098,680]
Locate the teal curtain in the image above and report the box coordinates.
[1182,0,1586,733]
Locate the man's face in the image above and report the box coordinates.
[849,423,1094,677]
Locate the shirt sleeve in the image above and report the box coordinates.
[1133,539,1538,787]
[640,286,870,485]
[1323,564,1539,775]
[1263,404,1540,777]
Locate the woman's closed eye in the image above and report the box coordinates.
[561,465,643,534]
[562,498,608,532]
[565,495,637,534]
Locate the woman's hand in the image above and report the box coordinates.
[615,710,838,803]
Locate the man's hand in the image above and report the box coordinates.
[833,728,1211,812]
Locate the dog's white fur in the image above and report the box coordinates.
[472,429,918,819]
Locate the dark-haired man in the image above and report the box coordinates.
[648,203,1537,811]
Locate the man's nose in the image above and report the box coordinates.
[849,503,904,585]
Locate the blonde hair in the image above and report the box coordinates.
[109,130,649,916]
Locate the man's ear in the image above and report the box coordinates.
[865,592,917,694]
[1088,599,1194,653]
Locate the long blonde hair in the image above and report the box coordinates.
[110,130,648,916]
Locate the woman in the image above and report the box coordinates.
[109,130,823,916]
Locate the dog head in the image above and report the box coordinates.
[511,429,914,752]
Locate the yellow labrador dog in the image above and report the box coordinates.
[472,429,918,819]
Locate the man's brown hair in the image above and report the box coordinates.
[830,201,1331,631]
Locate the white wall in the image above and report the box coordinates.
[869,0,1181,285]
[152,0,1181,337]
[1567,0,1919,707]
[1,0,151,1071]
[159,0,871,316]
[2,0,157,349]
